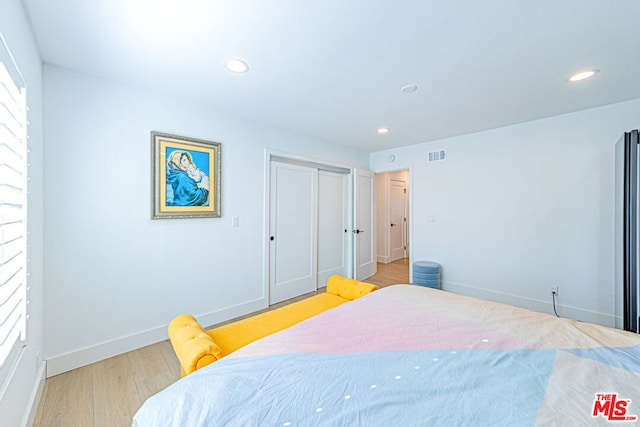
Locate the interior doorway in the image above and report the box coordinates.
[375,170,410,279]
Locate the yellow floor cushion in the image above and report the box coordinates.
[207,292,348,355]
[168,275,378,376]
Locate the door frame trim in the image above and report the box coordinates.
[370,164,414,282]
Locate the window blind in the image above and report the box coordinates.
[0,58,27,368]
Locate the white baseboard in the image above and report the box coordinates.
[443,280,616,328]
[23,361,46,427]
[46,297,267,377]
[377,255,390,263]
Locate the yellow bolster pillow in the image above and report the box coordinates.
[168,314,224,376]
[326,275,379,300]
[168,313,200,336]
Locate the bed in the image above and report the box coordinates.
[133,285,640,426]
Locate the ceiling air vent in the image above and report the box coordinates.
[428,149,446,162]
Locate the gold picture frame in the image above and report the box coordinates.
[151,132,221,219]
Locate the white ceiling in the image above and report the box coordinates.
[19,0,640,152]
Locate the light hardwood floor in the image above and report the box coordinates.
[32,259,410,427]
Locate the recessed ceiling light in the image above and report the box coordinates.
[569,69,599,82]
[377,127,390,134]
[225,59,249,73]
[401,84,418,93]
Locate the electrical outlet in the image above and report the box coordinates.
[549,286,558,296]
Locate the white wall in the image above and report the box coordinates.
[371,98,640,327]
[42,66,369,376]
[0,0,45,425]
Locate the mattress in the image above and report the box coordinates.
[133,285,640,426]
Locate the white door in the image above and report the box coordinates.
[354,169,376,280]
[269,162,318,304]
[389,179,406,261]
[317,170,349,286]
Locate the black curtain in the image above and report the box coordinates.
[623,129,640,333]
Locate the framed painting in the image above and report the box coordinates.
[151,132,221,219]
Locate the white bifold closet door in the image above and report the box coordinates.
[317,170,349,287]
[269,162,318,304]
[269,162,349,304]
[268,157,376,304]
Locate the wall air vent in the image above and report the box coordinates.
[428,149,446,162]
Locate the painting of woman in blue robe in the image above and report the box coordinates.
[166,150,210,206]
